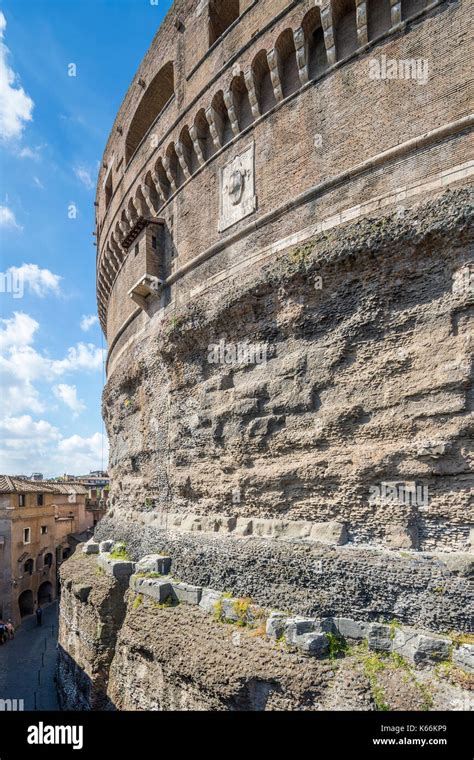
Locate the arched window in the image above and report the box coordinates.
[230,74,254,131]
[302,8,328,79]
[401,0,427,19]
[333,0,358,60]
[178,126,197,175]
[210,91,233,146]
[252,50,277,116]
[192,109,215,163]
[209,0,240,47]
[44,553,53,568]
[367,0,392,40]
[274,30,300,99]
[24,558,34,575]
[125,62,174,164]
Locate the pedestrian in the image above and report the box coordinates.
[6,620,14,639]
[36,605,43,627]
[0,622,7,645]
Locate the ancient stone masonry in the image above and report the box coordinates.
[58,0,473,711]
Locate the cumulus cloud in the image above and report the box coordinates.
[74,165,94,190]
[0,416,108,476]
[0,312,105,415]
[0,12,34,140]
[53,383,86,416]
[0,205,21,229]
[80,314,98,332]
[5,263,62,296]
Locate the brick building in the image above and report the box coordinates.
[0,477,93,626]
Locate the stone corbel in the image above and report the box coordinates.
[107,243,120,271]
[321,7,337,66]
[244,69,261,119]
[205,105,224,149]
[189,124,206,166]
[118,219,129,237]
[294,27,309,86]
[390,0,402,26]
[161,156,177,193]
[355,0,368,47]
[151,171,167,205]
[267,48,284,102]
[175,141,192,179]
[223,90,240,137]
[124,205,136,228]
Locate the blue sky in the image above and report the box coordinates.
[0,0,173,476]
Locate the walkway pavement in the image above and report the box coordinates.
[0,602,59,710]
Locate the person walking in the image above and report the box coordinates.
[36,605,43,627]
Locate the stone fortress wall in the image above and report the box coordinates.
[94,0,473,557]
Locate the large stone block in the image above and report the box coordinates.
[294,632,329,657]
[131,576,174,603]
[392,629,451,665]
[82,540,99,555]
[199,588,224,613]
[99,540,114,553]
[172,582,202,605]
[333,618,370,640]
[135,554,172,575]
[453,644,474,672]
[266,612,287,640]
[367,623,392,652]
[284,617,317,644]
[97,553,135,580]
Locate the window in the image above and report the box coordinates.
[37,493,44,506]
[209,0,240,47]
[125,61,174,164]
[24,558,34,575]
[41,526,48,535]
[44,553,53,567]
[18,494,25,507]
[23,528,31,544]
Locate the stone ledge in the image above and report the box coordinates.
[97,553,136,580]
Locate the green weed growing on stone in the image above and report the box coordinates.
[326,632,348,659]
[233,597,252,626]
[132,594,143,609]
[109,542,130,561]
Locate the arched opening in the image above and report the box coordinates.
[179,126,197,175]
[275,30,300,98]
[302,8,328,79]
[38,581,53,606]
[209,0,240,47]
[333,0,358,60]
[193,109,215,162]
[18,590,34,618]
[252,50,277,115]
[125,61,174,164]
[24,558,34,575]
[367,0,392,40]
[210,91,233,146]
[44,552,53,568]
[166,143,183,189]
[144,171,161,212]
[230,74,254,131]
[155,158,172,201]
[401,0,427,19]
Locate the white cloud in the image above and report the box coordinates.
[33,176,44,189]
[6,263,62,297]
[80,314,98,332]
[0,416,108,476]
[0,205,21,229]
[0,312,105,416]
[74,165,94,190]
[0,12,34,140]
[17,144,43,160]
[53,383,86,416]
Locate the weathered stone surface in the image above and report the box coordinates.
[284,617,317,644]
[72,583,92,603]
[130,576,174,603]
[294,632,329,657]
[333,618,370,640]
[392,628,451,665]
[310,522,347,546]
[99,540,114,553]
[172,582,202,605]
[266,612,287,640]
[82,540,99,555]
[199,588,223,614]
[453,644,474,673]
[385,525,418,550]
[367,623,392,652]
[135,554,171,575]
[97,554,135,580]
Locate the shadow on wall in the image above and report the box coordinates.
[56,644,116,712]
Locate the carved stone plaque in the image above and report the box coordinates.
[219,143,256,232]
